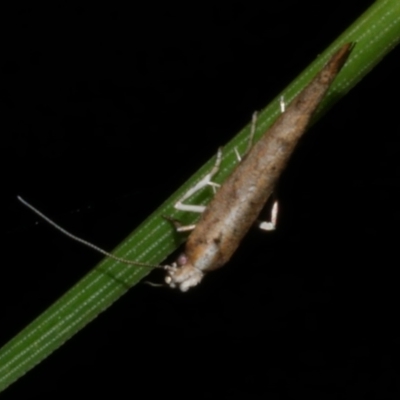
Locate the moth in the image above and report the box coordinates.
[19,43,353,291]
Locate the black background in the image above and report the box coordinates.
[3,1,400,398]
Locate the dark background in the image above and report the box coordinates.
[3,2,400,398]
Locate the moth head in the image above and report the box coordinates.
[164,254,204,292]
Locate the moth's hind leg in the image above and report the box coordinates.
[235,111,258,162]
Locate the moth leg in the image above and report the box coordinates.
[163,215,196,233]
[257,199,278,231]
[174,147,222,214]
[280,95,286,113]
[246,111,258,154]
[235,111,258,162]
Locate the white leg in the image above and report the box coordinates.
[174,147,222,214]
[236,111,258,161]
[175,224,197,233]
[234,147,242,162]
[247,111,258,153]
[162,215,197,233]
[280,95,286,113]
[258,200,278,231]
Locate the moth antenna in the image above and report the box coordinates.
[143,281,166,288]
[17,196,162,269]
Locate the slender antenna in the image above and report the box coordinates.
[17,196,161,269]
